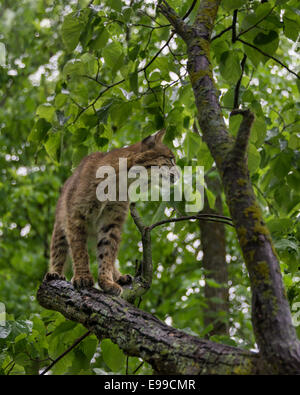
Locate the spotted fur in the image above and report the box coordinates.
[44,129,176,296]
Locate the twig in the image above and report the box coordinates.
[148,213,234,231]
[132,361,144,374]
[182,0,198,20]
[233,54,247,109]
[237,6,275,39]
[211,25,232,42]
[237,38,300,80]
[232,9,238,43]
[40,330,91,375]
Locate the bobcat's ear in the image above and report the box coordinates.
[155,128,166,143]
[141,134,156,151]
[141,129,166,151]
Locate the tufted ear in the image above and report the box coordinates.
[155,128,166,143]
[141,129,166,151]
[141,134,156,151]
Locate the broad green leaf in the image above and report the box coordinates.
[63,59,85,79]
[283,11,300,41]
[129,71,138,95]
[55,93,68,109]
[222,0,244,11]
[61,10,89,52]
[288,134,300,149]
[102,41,123,70]
[101,339,125,372]
[219,51,242,84]
[36,104,55,122]
[272,152,292,179]
[28,118,51,143]
[247,143,260,174]
[71,128,89,144]
[91,27,109,50]
[251,118,267,147]
[72,144,88,167]
[44,130,61,161]
[110,0,123,12]
[205,188,216,209]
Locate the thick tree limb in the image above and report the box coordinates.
[37,280,268,375]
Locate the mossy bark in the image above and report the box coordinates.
[160,0,300,373]
[200,177,229,336]
[37,280,266,374]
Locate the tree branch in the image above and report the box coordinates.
[230,109,255,160]
[233,54,247,109]
[238,38,300,80]
[36,280,267,374]
[40,330,91,375]
[148,213,234,231]
[158,1,191,41]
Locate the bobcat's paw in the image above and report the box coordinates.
[44,272,66,282]
[117,274,133,286]
[72,273,94,289]
[98,278,123,296]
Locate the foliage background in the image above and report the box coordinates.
[0,0,299,374]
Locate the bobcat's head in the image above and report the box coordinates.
[135,129,180,184]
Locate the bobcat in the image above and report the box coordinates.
[44,129,177,296]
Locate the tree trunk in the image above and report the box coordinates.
[200,178,229,336]
[159,0,300,373]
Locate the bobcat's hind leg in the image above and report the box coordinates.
[44,223,68,282]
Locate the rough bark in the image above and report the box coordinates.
[159,0,300,373]
[200,178,229,336]
[37,279,267,374]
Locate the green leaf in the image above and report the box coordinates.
[254,30,278,46]
[222,0,244,11]
[44,130,61,162]
[101,339,125,372]
[72,145,88,167]
[55,93,68,108]
[205,188,216,209]
[283,11,300,41]
[71,128,89,144]
[288,134,300,149]
[110,0,123,12]
[36,104,55,122]
[129,71,138,95]
[28,118,51,143]
[251,117,267,147]
[253,30,279,57]
[63,59,85,80]
[247,143,260,174]
[91,27,109,50]
[102,41,123,70]
[219,51,242,84]
[61,10,89,52]
[272,152,292,179]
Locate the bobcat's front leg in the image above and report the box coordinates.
[97,203,131,296]
[66,213,94,289]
